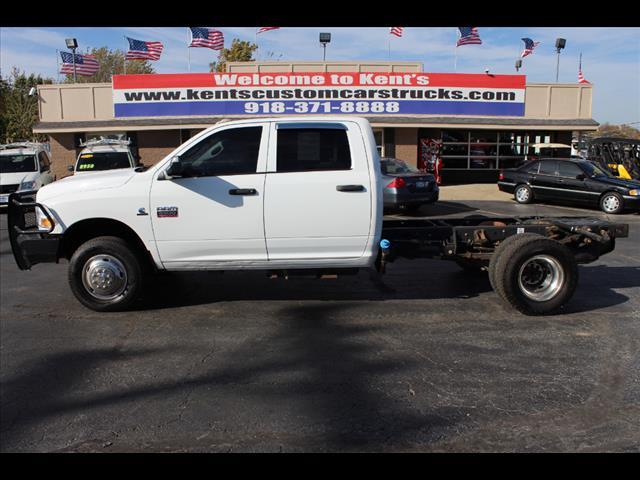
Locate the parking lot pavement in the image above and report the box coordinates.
[1,201,639,453]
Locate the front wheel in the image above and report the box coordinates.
[491,234,578,315]
[68,236,145,312]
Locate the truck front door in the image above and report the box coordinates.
[150,125,268,267]
[263,122,373,261]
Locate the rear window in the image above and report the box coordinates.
[276,128,351,172]
[76,152,131,171]
[0,154,37,173]
[538,161,557,176]
[381,159,419,174]
[521,161,540,174]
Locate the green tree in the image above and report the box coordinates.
[63,46,154,83]
[1,68,53,143]
[209,39,258,73]
[584,123,640,141]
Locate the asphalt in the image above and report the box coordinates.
[1,195,639,452]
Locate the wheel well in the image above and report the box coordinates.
[60,218,156,270]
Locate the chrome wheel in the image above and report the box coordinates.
[518,254,565,302]
[602,194,621,213]
[515,186,530,203]
[81,254,128,301]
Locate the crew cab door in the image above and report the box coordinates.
[263,121,372,261]
[150,124,269,267]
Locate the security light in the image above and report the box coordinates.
[515,59,522,72]
[65,38,78,49]
[319,32,331,61]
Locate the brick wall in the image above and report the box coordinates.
[49,133,78,180]
[137,130,182,167]
[394,128,418,168]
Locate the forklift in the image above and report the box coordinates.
[586,137,640,180]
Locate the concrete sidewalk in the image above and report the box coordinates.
[439,183,513,201]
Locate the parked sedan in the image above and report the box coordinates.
[380,157,439,212]
[498,158,640,214]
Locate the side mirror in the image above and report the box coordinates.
[165,157,184,178]
[67,165,74,172]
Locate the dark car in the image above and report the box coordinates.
[380,157,439,212]
[498,158,640,214]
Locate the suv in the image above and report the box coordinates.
[70,138,139,175]
[0,142,55,208]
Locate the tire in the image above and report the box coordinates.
[491,234,578,315]
[600,192,624,214]
[514,184,534,204]
[68,236,145,312]
[488,233,541,292]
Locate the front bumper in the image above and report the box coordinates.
[7,191,61,270]
[622,194,640,211]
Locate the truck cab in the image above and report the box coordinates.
[0,142,55,208]
[70,137,139,175]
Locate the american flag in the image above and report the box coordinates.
[578,69,590,84]
[59,51,99,76]
[457,27,482,47]
[126,37,163,61]
[189,27,224,50]
[520,38,540,58]
[389,27,404,37]
[257,27,280,34]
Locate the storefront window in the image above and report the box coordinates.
[498,157,527,169]
[442,130,468,143]
[441,157,468,169]
[373,129,384,157]
[470,130,498,143]
[469,156,496,169]
[442,144,468,156]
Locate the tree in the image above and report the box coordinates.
[63,46,154,83]
[1,68,53,143]
[209,39,258,73]
[583,123,640,141]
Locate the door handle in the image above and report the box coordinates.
[229,188,257,195]
[336,184,365,192]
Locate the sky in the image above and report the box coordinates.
[1,26,639,125]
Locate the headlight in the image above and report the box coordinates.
[628,189,639,196]
[36,207,54,231]
[18,180,37,191]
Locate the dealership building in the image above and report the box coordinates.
[33,61,597,183]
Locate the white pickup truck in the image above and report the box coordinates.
[8,116,629,315]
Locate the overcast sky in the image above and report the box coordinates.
[1,26,638,125]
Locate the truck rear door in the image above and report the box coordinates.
[263,121,373,261]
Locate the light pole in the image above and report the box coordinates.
[319,32,331,62]
[555,38,566,83]
[65,38,78,83]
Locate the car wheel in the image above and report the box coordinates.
[491,234,578,315]
[68,236,145,312]
[514,184,534,204]
[600,192,624,214]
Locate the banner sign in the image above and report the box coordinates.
[112,72,526,117]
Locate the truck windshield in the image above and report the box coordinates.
[0,154,37,173]
[76,152,132,171]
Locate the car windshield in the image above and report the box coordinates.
[0,154,37,173]
[76,152,132,172]
[581,161,614,178]
[381,158,419,175]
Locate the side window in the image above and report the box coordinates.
[557,162,583,178]
[523,161,540,174]
[38,152,50,171]
[276,128,351,173]
[179,126,262,177]
[538,161,557,176]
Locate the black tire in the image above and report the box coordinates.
[491,234,578,315]
[488,233,541,292]
[600,191,624,215]
[514,184,534,204]
[68,236,144,312]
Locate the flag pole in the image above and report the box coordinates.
[123,36,127,75]
[255,28,259,61]
[56,49,60,83]
[454,29,458,72]
[187,28,191,72]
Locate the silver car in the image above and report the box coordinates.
[380,157,439,212]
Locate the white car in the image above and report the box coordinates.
[70,139,139,175]
[0,142,55,207]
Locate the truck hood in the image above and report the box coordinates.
[37,169,136,202]
[0,171,38,186]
